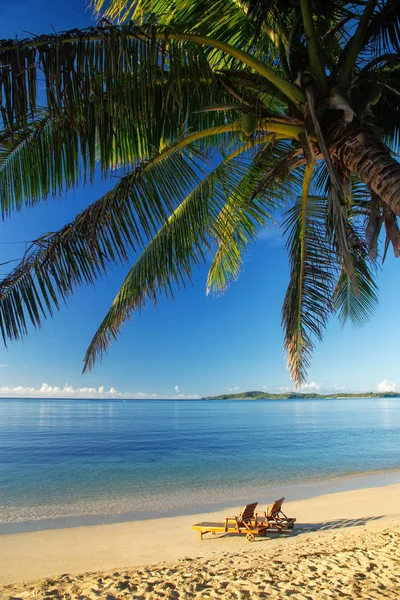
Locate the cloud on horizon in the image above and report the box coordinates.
[377,379,397,393]
[329,384,346,392]
[0,383,200,400]
[278,381,321,393]
[299,381,321,391]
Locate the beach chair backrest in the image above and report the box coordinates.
[267,497,285,517]
[239,502,258,523]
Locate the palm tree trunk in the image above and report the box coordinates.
[330,124,400,215]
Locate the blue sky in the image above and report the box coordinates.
[0,0,398,399]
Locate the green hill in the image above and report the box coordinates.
[204,391,399,400]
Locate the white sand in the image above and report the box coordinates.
[1,483,399,598]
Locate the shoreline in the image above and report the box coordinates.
[1,481,399,590]
[2,467,400,536]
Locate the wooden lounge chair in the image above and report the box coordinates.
[256,497,296,531]
[192,502,268,541]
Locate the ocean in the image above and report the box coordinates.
[1,397,400,533]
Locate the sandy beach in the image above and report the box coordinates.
[0,483,399,599]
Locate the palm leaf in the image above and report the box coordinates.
[0,22,305,142]
[362,0,400,56]
[372,63,400,155]
[207,140,297,294]
[282,177,338,386]
[0,1,391,387]
[333,180,379,325]
[0,24,228,136]
[84,142,269,371]
[94,0,285,63]
[0,144,205,345]
[382,202,400,258]
[0,30,238,213]
[333,251,378,326]
[325,172,360,290]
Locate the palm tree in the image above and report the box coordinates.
[0,0,398,385]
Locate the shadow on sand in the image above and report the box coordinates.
[293,514,385,533]
[202,515,385,542]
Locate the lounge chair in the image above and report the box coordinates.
[191,502,268,541]
[256,497,296,530]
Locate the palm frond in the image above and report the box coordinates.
[0,112,304,350]
[0,114,55,215]
[325,172,359,290]
[0,25,226,137]
[0,23,305,140]
[382,202,400,257]
[0,143,206,345]
[218,70,291,112]
[94,0,287,64]
[282,174,338,386]
[0,1,392,386]
[362,0,400,56]
[0,65,246,215]
[365,192,383,259]
[0,28,238,213]
[337,0,379,88]
[332,182,379,325]
[84,142,268,371]
[372,63,400,155]
[333,249,378,326]
[207,140,296,294]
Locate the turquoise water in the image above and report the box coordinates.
[0,397,400,531]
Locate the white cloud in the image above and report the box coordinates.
[278,381,321,393]
[229,386,240,392]
[330,384,346,392]
[377,379,397,393]
[174,385,180,393]
[0,364,8,367]
[171,393,200,399]
[0,383,200,400]
[299,381,321,391]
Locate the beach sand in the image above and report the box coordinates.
[0,483,399,599]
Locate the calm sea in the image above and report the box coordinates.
[1,397,400,533]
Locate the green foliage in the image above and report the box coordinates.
[0,0,399,384]
[205,390,400,399]
[333,258,378,326]
[207,139,296,295]
[282,189,338,385]
[0,145,203,342]
[84,143,275,370]
[93,0,283,62]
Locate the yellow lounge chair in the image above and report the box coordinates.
[256,497,296,530]
[192,502,267,541]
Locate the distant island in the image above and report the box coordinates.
[205,391,399,400]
